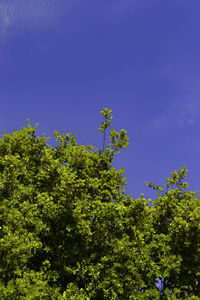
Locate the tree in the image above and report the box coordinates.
[145,167,200,299]
[0,108,199,299]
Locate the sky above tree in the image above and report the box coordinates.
[0,0,199,197]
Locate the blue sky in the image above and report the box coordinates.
[0,0,200,198]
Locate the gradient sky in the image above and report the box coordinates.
[0,0,200,198]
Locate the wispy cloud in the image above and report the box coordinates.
[0,0,142,41]
[100,0,143,24]
[0,0,77,41]
[178,100,200,128]
[146,78,200,134]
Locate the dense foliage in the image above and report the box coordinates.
[0,108,199,299]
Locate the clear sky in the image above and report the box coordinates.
[0,0,200,198]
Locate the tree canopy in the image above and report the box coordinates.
[0,108,199,299]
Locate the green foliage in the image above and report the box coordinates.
[0,109,200,299]
[98,107,129,154]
